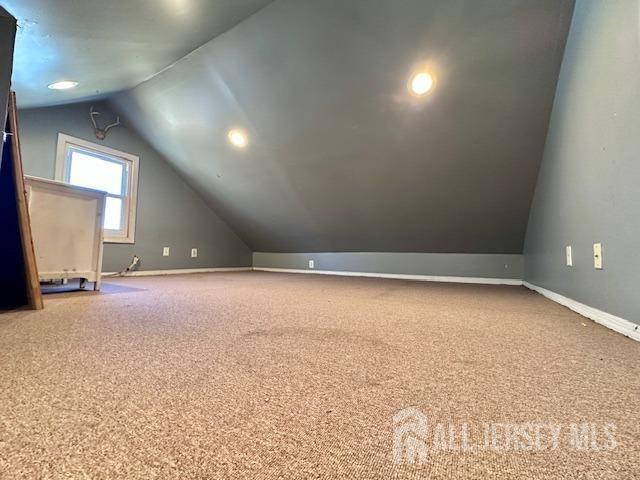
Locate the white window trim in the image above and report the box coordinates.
[54,133,139,244]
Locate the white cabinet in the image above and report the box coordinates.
[24,176,106,290]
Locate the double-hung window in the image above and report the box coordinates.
[55,134,139,243]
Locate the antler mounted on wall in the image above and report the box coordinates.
[89,106,121,140]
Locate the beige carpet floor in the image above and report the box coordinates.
[0,272,639,479]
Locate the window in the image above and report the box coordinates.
[55,134,139,243]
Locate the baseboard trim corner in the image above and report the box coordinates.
[523,282,640,342]
[102,267,251,277]
[252,267,522,286]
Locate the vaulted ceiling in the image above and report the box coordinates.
[9,0,576,253]
[113,0,575,253]
[4,0,274,107]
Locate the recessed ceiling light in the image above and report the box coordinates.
[48,80,78,90]
[409,72,434,96]
[228,129,248,148]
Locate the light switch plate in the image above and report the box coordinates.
[565,246,573,266]
[163,247,170,257]
[309,260,314,269]
[593,243,603,269]
[191,248,198,258]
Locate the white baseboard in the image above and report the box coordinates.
[102,267,251,277]
[524,282,640,342]
[252,267,523,285]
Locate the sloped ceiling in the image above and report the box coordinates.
[113,0,575,253]
[5,0,274,107]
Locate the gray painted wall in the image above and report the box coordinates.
[524,0,640,322]
[113,0,574,254]
[18,101,251,272]
[0,7,16,161]
[254,252,522,279]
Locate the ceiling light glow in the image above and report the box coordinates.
[409,72,434,96]
[228,129,248,148]
[48,80,79,90]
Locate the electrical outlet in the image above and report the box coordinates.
[163,247,170,257]
[593,243,603,269]
[191,248,198,258]
[309,260,314,269]
[566,246,573,266]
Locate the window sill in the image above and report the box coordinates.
[104,237,135,244]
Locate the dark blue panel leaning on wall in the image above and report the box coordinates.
[0,137,28,309]
[0,7,25,309]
